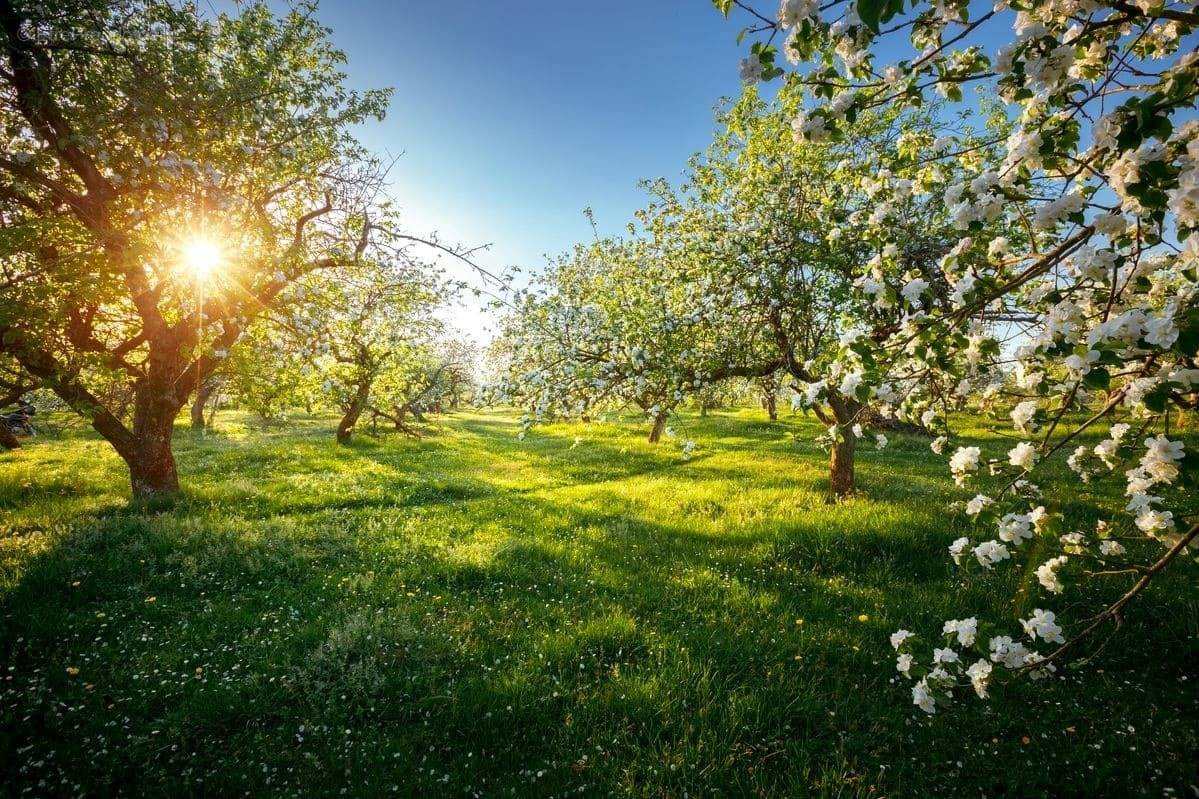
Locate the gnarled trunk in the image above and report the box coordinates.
[5,326,193,500]
[126,381,182,499]
[190,378,215,430]
[337,382,371,444]
[648,412,667,443]
[765,392,778,421]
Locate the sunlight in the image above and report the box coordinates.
[182,237,222,280]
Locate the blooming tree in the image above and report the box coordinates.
[491,235,773,445]
[262,236,450,444]
[363,331,479,435]
[725,0,1198,709]
[497,85,1017,492]
[640,86,1020,493]
[0,0,392,496]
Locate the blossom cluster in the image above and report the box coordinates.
[730,0,1199,712]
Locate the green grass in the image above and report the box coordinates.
[1,408,1196,797]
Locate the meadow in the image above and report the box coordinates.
[1,409,1195,797]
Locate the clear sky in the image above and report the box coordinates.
[283,0,752,342]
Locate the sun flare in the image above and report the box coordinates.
[182,237,222,280]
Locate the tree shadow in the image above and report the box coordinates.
[1,411,1196,796]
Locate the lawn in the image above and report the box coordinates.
[1,409,1195,797]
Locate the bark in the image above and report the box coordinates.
[190,379,215,430]
[336,382,371,444]
[829,432,856,498]
[5,329,185,498]
[206,391,220,428]
[127,381,181,499]
[368,405,421,438]
[765,393,778,421]
[0,422,19,450]
[648,412,667,443]
[827,394,856,498]
[405,402,426,423]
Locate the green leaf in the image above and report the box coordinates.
[857,0,885,34]
[714,0,735,16]
[1083,368,1110,390]
[1142,387,1170,413]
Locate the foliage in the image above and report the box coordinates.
[0,0,396,494]
[726,0,1199,710]
[495,84,1015,490]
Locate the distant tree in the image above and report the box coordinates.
[492,236,779,446]
[270,250,448,444]
[221,321,323,424]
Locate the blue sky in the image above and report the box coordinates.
[289,0,751,339]
[242,1,1195,343]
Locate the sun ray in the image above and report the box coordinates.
[182,237,222,280]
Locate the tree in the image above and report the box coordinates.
[367,332,474,424]
[270,250,448,445]
[221,320,323,424]
[189,374,220,431]
[726,0,1198,709]
[0,0,390,497]
[496,85,1006,492]
[633,87,1009,493]
[492,234,780,446]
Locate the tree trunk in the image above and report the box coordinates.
[190,379,215,430]
[829,431,856,498]
[126,382,181,499]
[827,395,856,498]
[648,412,667,443]
[4,328,188,499]
[765,393,778,421]
[206,391,220,428]
[405,402,426,422]
[337,382,370,444]
[0,422,20,450]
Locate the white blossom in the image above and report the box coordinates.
[1007,442,1037,471]
[1021,609,1065,644]
[1035,555,1068,593]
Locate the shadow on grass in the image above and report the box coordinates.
[1,410,1196,796]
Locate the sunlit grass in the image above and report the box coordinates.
[0,409,1195,796]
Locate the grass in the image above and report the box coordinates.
[1,408,1196,797]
